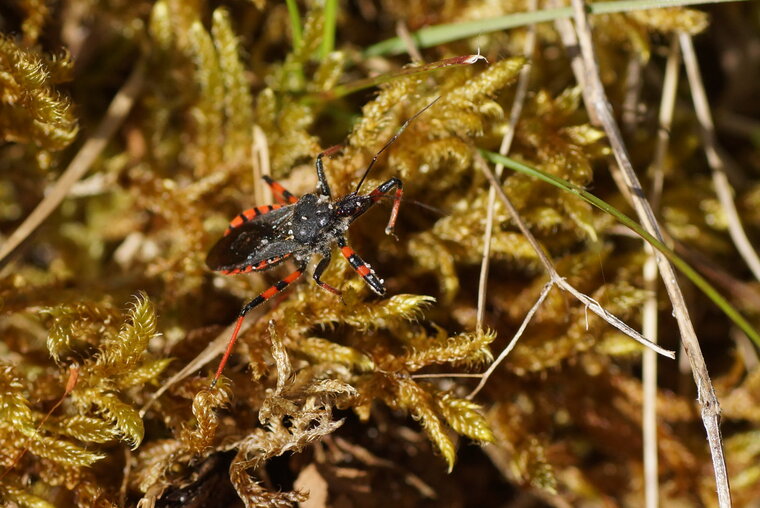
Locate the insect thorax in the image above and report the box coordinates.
[290,193,342,245]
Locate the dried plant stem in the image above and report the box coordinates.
[642,252,660,508]
[476,1,536,332]
[475,153,674,359]
[679,32,760,282]
[622,56,643,137]
[395,20,424,64]
[484,149,760,346]
[717,109,760,139]
[618,51,660,507]
[569,1,730,505]
[0,60,145,268]
[650,36,680,210]
[643,37,679,508]
[119,448,133,508]
[468,282,552,399]
[732,328,759,371]
[252,124,273,206]
[621,60,661,505]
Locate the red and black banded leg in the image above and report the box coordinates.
[313,251,342,296]
[211,266,305,387]
[225,204,287,235]
[338,237,386,296]
[369,178,403,237]
[262,175,299,204]
[315,145,342,198]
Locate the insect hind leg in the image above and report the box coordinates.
[262,175,298,204]
[211,265,305,387]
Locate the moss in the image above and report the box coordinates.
[1,1,759,506]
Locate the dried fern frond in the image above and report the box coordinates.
[226,325,351,505]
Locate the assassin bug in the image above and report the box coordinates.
[206,97,440,386]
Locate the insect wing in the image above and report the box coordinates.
[206,206,298,272]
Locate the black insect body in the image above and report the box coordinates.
[206,99,438,386]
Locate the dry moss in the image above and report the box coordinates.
[1,0,759,506]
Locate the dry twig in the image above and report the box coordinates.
[468,282,552,399]
[473,153,674,389]
[642,35,680,508]
[476,0,537,332]
[679,32,760,282]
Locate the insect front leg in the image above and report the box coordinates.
[337,237,385,296]
[262,175,299,204]
[369,177,403,237]
[211,265,305,387]
[313,250,342,296]
[316,145,342,199]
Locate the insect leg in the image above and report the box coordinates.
[369,177,403,237]
[337,237,385,296]
[225,204,287,235]
[211,265,305,387]
[313,250,342,296]
[262,175,298,204]
[316,145,342,199]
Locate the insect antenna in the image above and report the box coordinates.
[354,96,441,194]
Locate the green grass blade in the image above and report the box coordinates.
[320,0,338,58]
[285,0,303,51]
[481,149,760,348]
[366,0,748,56]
